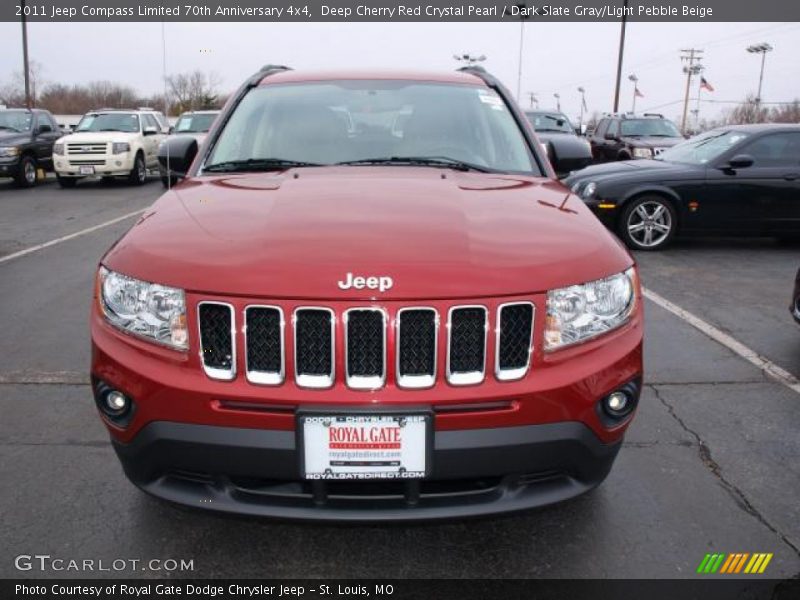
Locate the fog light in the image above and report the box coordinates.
[606,391,628,412]
[106,390,128,412]
[601,388,636,421]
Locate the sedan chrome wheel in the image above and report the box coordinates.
[626,200,672,248]
[24,160,37,185]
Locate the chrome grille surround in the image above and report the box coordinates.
[343,307,387,390]
[293,307,335,389]
[395,307,438,390]
[495,301,535,382]
[446,305,488,386]
[244,305,285,386]
[197,301,236,381]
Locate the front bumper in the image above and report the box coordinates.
[113,420,621,521]
[0,156,21,176]
[55,154,135,177]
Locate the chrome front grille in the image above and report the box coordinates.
[68,159,106,166]
[197,300,535,389]
[67,143,107,154]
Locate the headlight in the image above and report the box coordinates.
[112,142,130,154]
[632,147,653,159]
[98,267,188,350]
[53,143,64,155]
[545,268,637,351]
[580,182,597,199]
[0,146,20,157]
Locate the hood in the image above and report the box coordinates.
[623,136,683,148]
[0,130,31,146]
[104,167,633,300]
[565,158,693,184]
[59,131,139,144]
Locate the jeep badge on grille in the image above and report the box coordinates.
[337,272,393,292]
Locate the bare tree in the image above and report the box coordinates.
[166,70,222,113]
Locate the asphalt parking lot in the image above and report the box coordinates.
[0,175,798,580]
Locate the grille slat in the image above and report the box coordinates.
[245,306,284,385]
[447,306,487,385]
[198,302,235,380]
[345,309,386,389]
[294,308,334,388]
[496,303,534,381]
[397,308,437,389]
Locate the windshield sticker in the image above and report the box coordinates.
[478,92,505,111]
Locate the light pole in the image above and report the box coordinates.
[577,86,586,132]
[553,93,561,111]
[515,4,532,103]
[746,42,773,111]
[628,74,638,113]
[20,0,31,108]
[527,92,538,108]
[453,53,486,67]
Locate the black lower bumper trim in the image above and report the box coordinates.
[112,421,621,521]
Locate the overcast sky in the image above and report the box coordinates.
[1,21,798,122]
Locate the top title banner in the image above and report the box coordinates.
[3,0,799,22]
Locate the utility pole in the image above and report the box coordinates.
[612,0,629,112]
[628,74,639,113]
[20,0,32,108]
[680,48,703,135]
[527,92,538,108]
[577,87,586,132]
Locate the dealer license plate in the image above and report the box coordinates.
[79,165,95,175]
[300,414,429,480]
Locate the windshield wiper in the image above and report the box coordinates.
[203,158,321,173]
[0,125,20,132]
[337,156,495,173]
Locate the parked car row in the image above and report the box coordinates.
[0,106,219,188]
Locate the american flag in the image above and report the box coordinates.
[700,77,715,92]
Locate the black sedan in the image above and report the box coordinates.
[793,268,800,325]
[564,124,800,250]
[525,109,592,177]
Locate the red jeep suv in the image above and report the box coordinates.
[90,66,643,520]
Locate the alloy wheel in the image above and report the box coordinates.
[626,201,672,248]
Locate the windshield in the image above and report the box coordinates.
[657,129,750,165]
[525,111,574,133]
[207,81,537,173]
[620,119,681,137]
[175,113,217,133]
[0,110,33,132]
[76,113,140,133]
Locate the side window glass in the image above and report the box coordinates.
[594,119,608,138]
[607,120,620,138]
[740,133,800,167]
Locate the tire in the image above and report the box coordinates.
[56,175,77,188]
[14,155,37,188]
[127,153,146,186]
[618,195,677,251]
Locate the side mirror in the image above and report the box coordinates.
[604,132,618,141]
[158,136,198,181]
[37,124,53,134]
[727,154,754,169]
[143,126,158,136]
[168,126,175,134]
[574,127,582,136]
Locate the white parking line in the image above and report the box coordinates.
[0,209,145,265]
[643,287,800,396]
